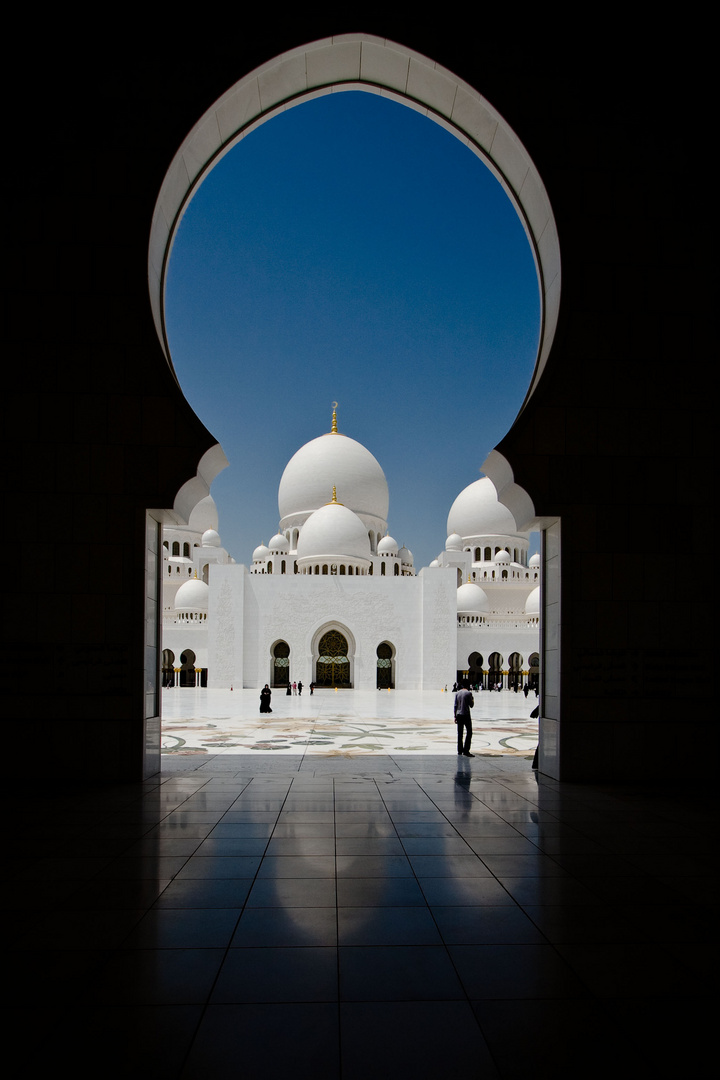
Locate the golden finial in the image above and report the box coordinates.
[332,485,338,503]
[331,401,338,433]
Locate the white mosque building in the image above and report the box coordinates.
[162,408,540,692]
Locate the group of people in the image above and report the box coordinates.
[452,680,484,694]
[260,681,315,712]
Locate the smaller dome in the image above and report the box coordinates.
[296,501,371,562]
[493,549,511,563]
[202,528,221,547]
[446,533,464,551]
[269,533,290,552]
[175,577,209,611]
[429,559,439,568]
[399,545,413,565]
[525,585,540,615]
[377,535,399,554]
[457,582,490,613]
[529,553,541,567]
[253,543,270,561]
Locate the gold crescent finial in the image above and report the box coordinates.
[331,402,338,433]
[332,485,338,502]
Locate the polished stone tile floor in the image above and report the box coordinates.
[10,698,714,1078]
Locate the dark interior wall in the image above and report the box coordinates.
[4,23,707,781]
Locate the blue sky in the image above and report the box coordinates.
[165,90,540,569]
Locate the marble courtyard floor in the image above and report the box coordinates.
[161,687,539,767]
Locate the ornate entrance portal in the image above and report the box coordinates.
[273,640,290,687]
[376,642,394,689]
[316,629,351,687]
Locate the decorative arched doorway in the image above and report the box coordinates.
[376,642,395,689]
[508,652,523,691]
[179,649,197,687]
[315,628,352,688]
[488,652,504,691]
[272,640,290,687]
[528,651,540,692]
[467,651,484,689]
[162,649,175,688]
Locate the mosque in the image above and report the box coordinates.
[162,408,540,692]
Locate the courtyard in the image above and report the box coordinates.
[160,687,539,767]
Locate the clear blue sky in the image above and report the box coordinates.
[166,90,540,569]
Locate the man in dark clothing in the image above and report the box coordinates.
[454,682,475,757]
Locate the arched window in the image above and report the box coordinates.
[172,541,180,556]
[183,543,190,557]
[394,563,399,576]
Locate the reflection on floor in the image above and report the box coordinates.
[12,694,712,1078]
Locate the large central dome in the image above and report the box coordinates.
[278,430,389,528]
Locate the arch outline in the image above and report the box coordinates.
[149,34,560,417]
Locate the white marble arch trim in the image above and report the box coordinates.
[148,34,560,407]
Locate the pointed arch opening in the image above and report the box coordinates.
[147,34,560,774]
[313,624,354,688]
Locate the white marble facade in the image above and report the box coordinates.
[162,409,540,691]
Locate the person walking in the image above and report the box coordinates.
[454,681,475,757]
